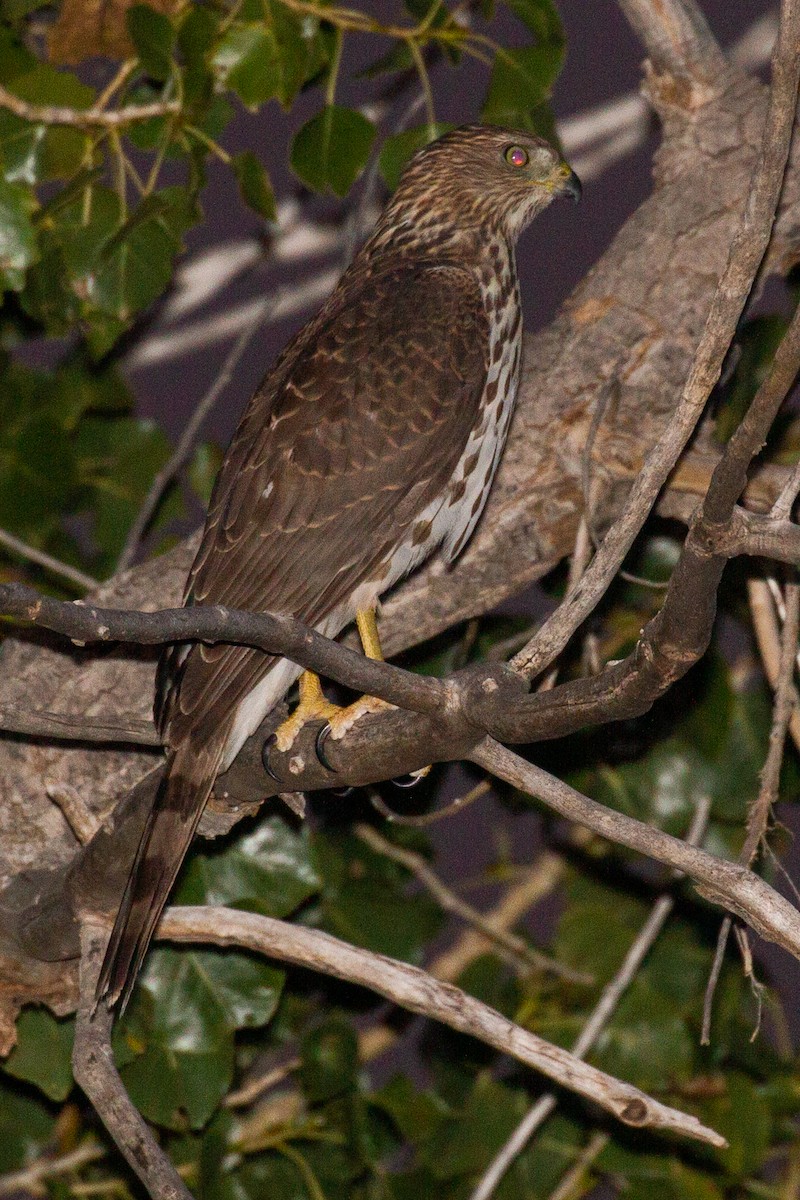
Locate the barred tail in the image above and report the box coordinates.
[96,738,224,1011]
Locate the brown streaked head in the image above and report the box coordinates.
[381,124,581,243]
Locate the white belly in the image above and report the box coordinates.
[224,245,522,768]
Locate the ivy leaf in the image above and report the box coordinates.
[0,176,36,290]
[482,44,564,129]
[3,1008,75,1101]
[176,815,321,918]
[117,946,284,1130]
[232,150,276,220]
[300,1017,359,1103]
[379,123,453,191]
[503,0,564,42]
[212,23,282,109]
[291,105,376,197]
[127,4,176,83]
[0,1078,55,1173]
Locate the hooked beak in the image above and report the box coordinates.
[556,164,582,202]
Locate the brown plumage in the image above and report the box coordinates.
[98,125,580,1009]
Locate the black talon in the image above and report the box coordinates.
[315,722,337,772]
[261,734,282,782]
[391,770,427,789]
[331,785,355,797]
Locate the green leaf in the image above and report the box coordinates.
[482,44,564,130]
[708,1074,772,1178]
[379,123,453,191]
[232,150,276,220]
[372,1074,451,1144]
[189,440,223,506]
[290,105,376,197]
[177,815,321,918]
[4,1007,75,1101]
[314,830,441,962]
[300,1017,359,1103]
[0,176,36,289]
[503,0,564,43]
[0,1077,56,1174]
[212,23,282,109]
[422,1076,527,1179]
[117,946,284,1129]
[127,4,176,83]
[264,0,329,107]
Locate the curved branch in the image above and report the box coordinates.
[157,905,726,1149]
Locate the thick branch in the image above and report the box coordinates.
[511,0,800,681]
[158,906,725,1148]
[617,0,727,87]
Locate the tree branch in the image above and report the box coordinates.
[510,0,800,681]
[616,0,727,89]
[0,83,180,128]
[469,796,711,1200]
[157,906,726,1149]
[470,739,800,964]
[71,923,192,1200]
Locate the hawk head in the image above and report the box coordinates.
[385,124,581,243]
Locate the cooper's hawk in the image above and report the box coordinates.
[98,125,581,1008]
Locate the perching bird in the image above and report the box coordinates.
[98,124,581,1009]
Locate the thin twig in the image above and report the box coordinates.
[0,1142,105,1195]
[116,297,273,573]
[158,905,725,1146]
[701,581,800,1041]
[355,822,592,984]
[469,796,711,1200]
[771,458,800,520]
[368,778,491,826]
[545,1132,610,1200]
[747,577,800,752]
[510,0,800,681]
[0,527,98,591]
[0,82,180,127]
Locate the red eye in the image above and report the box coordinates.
[504,145,529,168]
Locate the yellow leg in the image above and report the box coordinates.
[274,608,429,782]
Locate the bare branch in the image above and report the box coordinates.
[0,526,98,592]
[616,0,727,86]
[510,0,800,681]
[469,796,711,1200]
[701,581,800,1040]
[0,582,447,718]
[354,823,591,984]
[158,905,726,1148]
[0,82,180,127]
[72,923,192,1200]
[0,1142,105,1195]
[116,297,273,573]
[0,704,159,745]
[471,738,800,963]
[748,577,800,752]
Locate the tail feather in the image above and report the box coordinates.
[97,738,224,1011]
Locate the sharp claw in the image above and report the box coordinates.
[331,785,355,797]
[391,769,429,789]
[315,722,337,772]
[261,734,282,782]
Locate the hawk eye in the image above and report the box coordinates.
[504,145,529,168]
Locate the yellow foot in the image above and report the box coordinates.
[315,695,394,771]
[273,671,342,753]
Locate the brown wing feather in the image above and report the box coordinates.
[100,258,488,1008]
[159,258,489,749]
